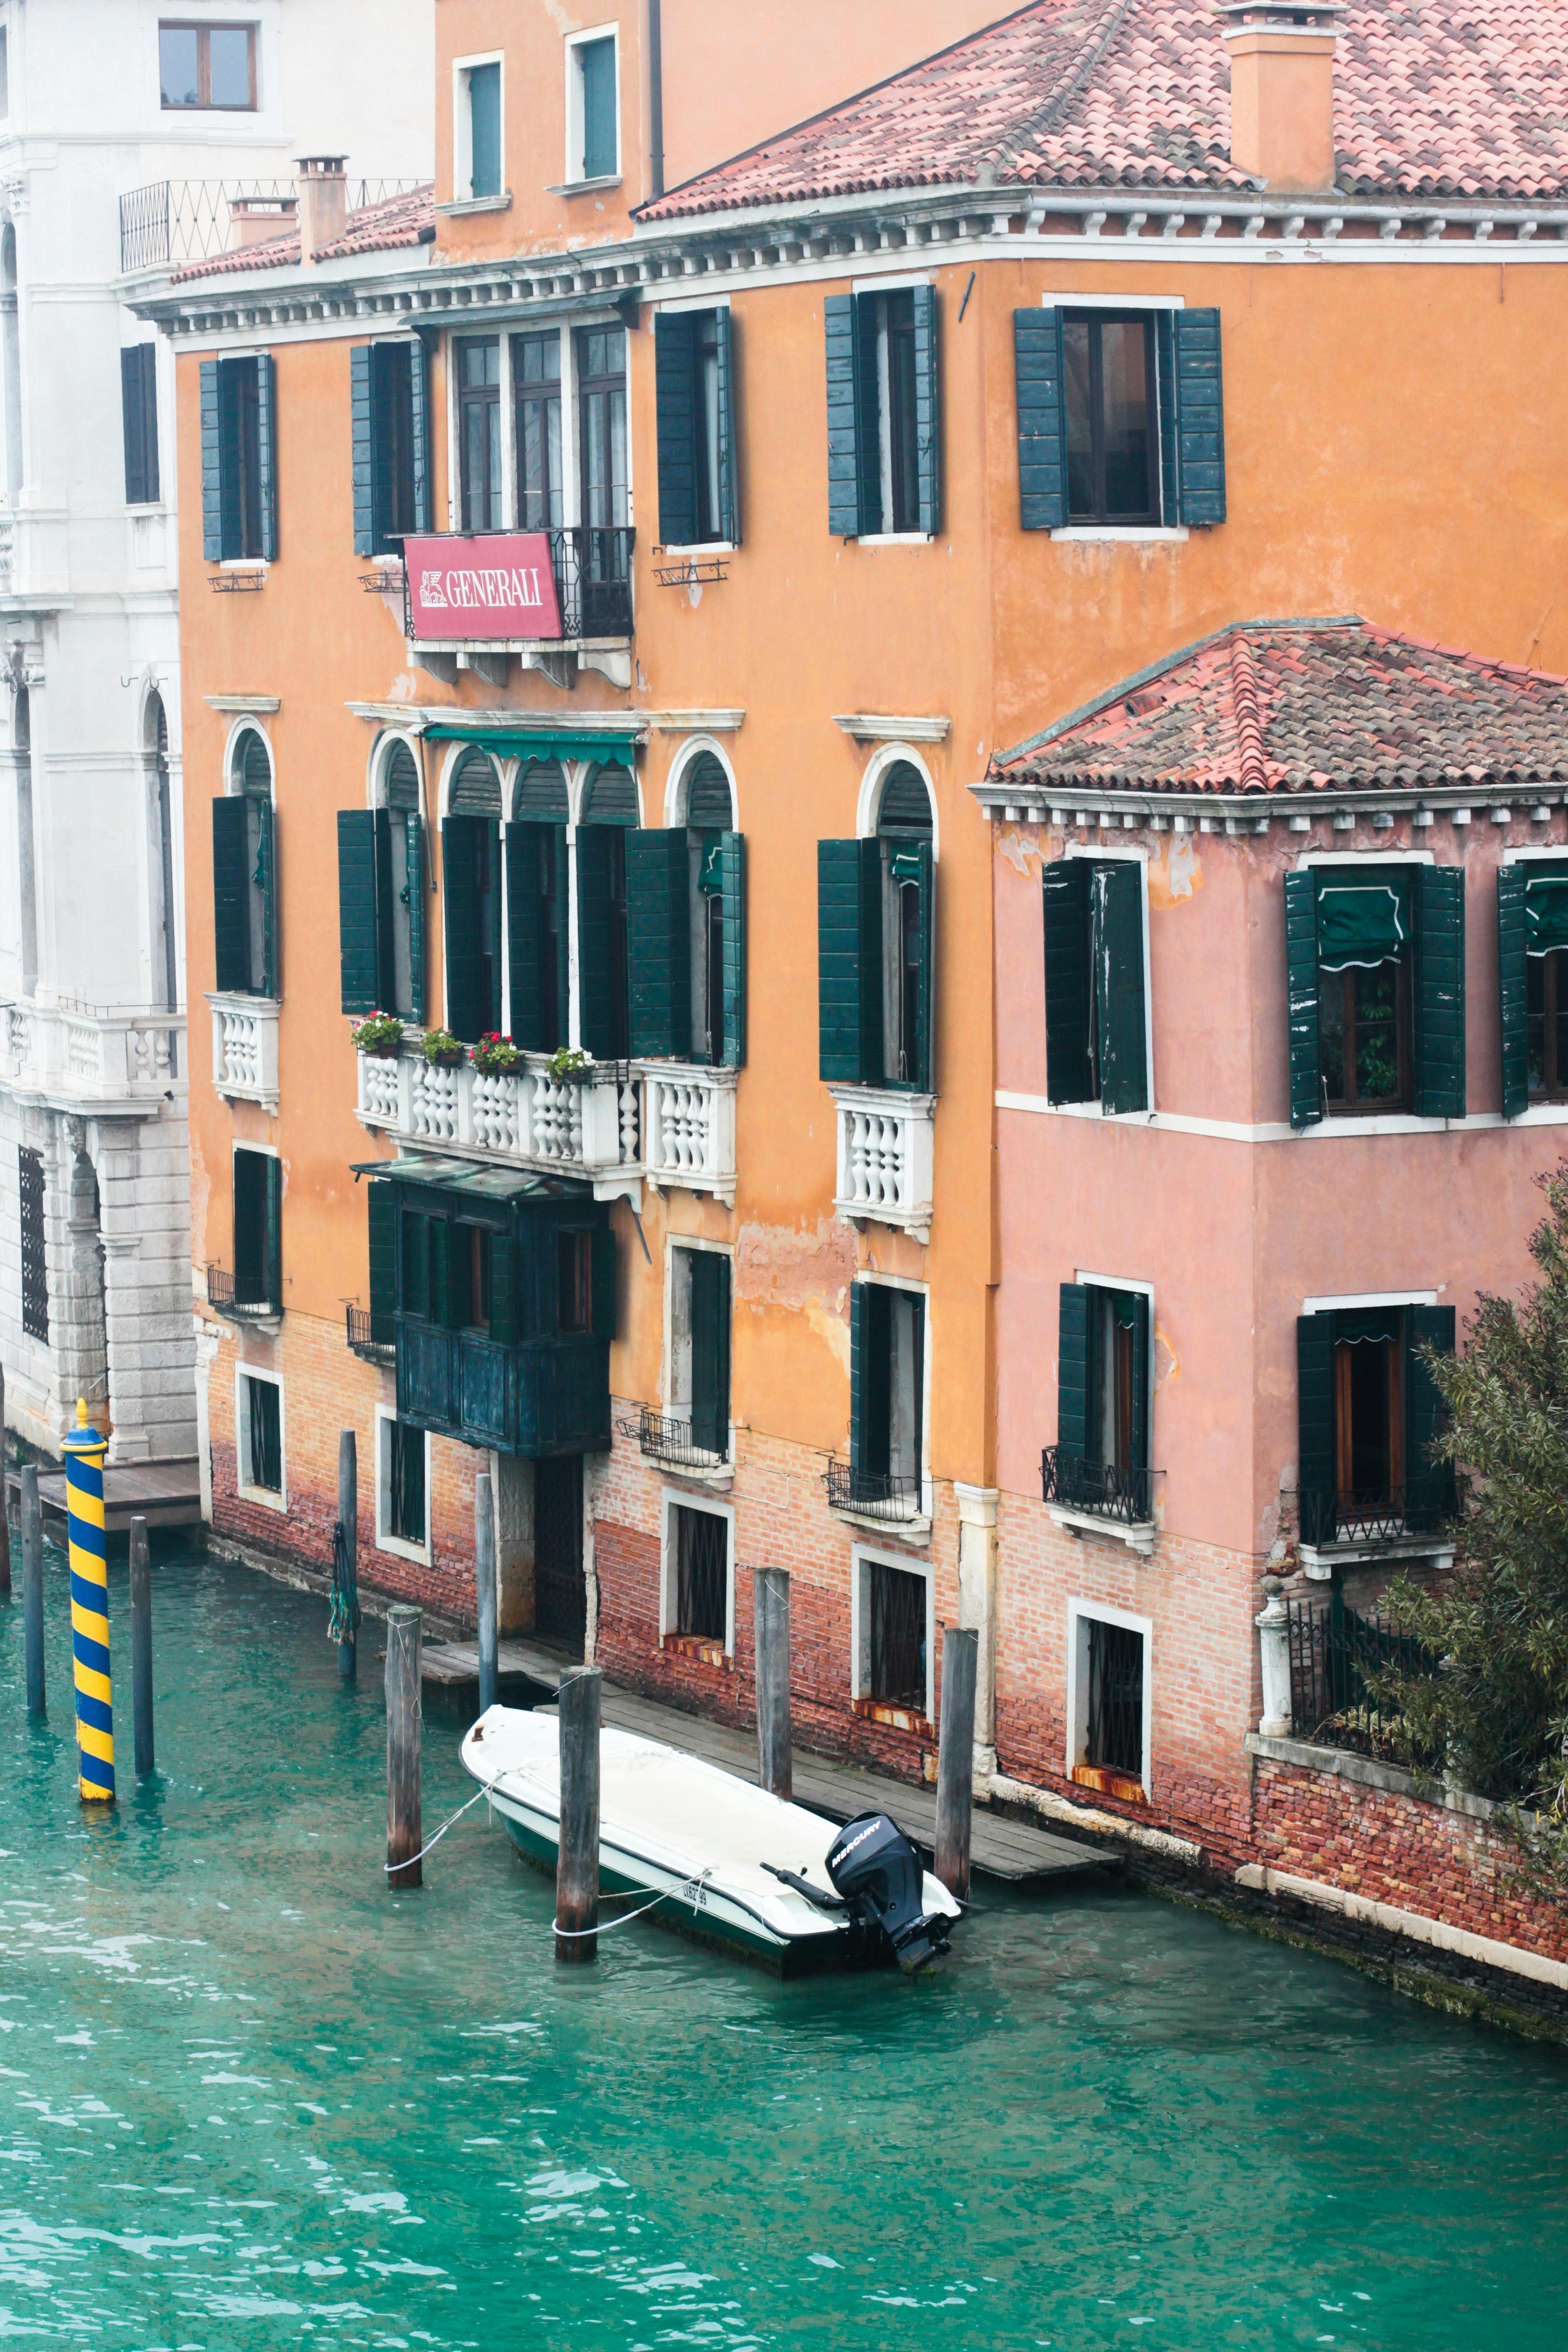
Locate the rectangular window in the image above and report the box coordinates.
[18,1145,47,1343]
[1084,1616,1144,1778]
[654,309,736,551]
[465,60,501,199]
[457,336,501,533]
[847,1281,924,1520]
[1286,864,1463,1128]
[375,1414,427,1554]
[669,1247,731,1463]
[1063,312,1157,525]
[1296,1304,1456,1546]
[217,356,262,559]
[868,1558,927,1713]
[512,332,562,531]
[852,290,920,535]
[121,346,160,506]
[1016,306,1225,534]
[370,342,417,549]
[558,1228,592,1334]
[160,21,256,110]
[674,1503,727,1643]
[242,1373,282,1493]
[232,1147,278,1312]
[1315,871,1413,1114]
[1041,857,1149,1114]
[454,1224,491,1333]
[577,326,628,530]
[1049,1282,1150,1526]
[572,34,618,181]
[816,828,932,1093]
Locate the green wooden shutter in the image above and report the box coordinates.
[1128,1292,1150,1477]
[1296,1314,1335,1533]
[1414,863,1466,1121]
[1092,861,1149,1115]
[255,354,278,562]
[909,837,934,1091]
[551,826,570,1045]
[264,1153,283,1316]
[349,343,374,556]
[1043,858,1093,1103]
[121,346,158,506]
[1172,308,1225,527]
[1499,863,1528,1118]
[719,830,746,1068]
[199,357,222,560]
[409,335,433,533]
[689,1249,729,1457]
[825,292,867,538]
[1014,308,1067,531]
[401,1206,430,1320]
[626,828,691,1058]
[591,1224,617,1340]
[849,1279,891,1477]
[443,816,482,1043]
[212,796,252,993]
[817,837,883,1083]
[367,1179,396,1344]
[488,1231,518,1345]
[1405,1304,1457,1529]
[1284,869,1322,1128]
[1154,313,1178,527]
[714,305,738,544]
[1057,1283,1089,1459]
[405,811,427,1024]
[504,822,542,1048]
[575,823,619,1059]
[911,284,940,537]
[654,312,697,548]
[337,810,382,1013]
[254,796,278,999]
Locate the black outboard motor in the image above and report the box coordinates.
[826,1812,951,1973]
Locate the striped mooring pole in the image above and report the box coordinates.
[63,1400,114,1804]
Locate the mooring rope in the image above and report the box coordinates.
[552,1869,714,1938]
[384,1769,507,1872]
[328,1518,361,1648]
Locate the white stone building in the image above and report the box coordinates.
[0,0,430,1462]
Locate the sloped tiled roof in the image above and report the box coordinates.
[989,620,1568,794]
[172,183,434,284]
[640,0,1568,218]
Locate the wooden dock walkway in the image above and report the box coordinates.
[5,1457,202,1533]
[421,1636,1116,1887]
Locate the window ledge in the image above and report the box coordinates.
[1049,525,1189,543]
[236,1481,286,1512]
[828,1503,932,1546]
[435,191,514,217]
[653,1457,734,1494]
[546,174,623,196]
[1048,1503,1157,1557]
[851,532,936,548]
[657,541,736,558]
[373,1531,432,1568]
[853,1696,933,1740]
[1299,1536,1455,1579]
[661,1633,733,1671]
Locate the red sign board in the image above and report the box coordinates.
[403,533,562,642]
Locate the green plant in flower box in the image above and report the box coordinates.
[472,1032,525,1077]
[351,1011,404,1058]
[421,1028,467,1068]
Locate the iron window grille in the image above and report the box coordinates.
[400,526,634,642]
[1041,1445,1153,1527]
[387,1419,426,1548]
[617,1406,726,1472]
[673,1503,727,1644]
[868,1559,927,1714]
[18,1146,47,1343]
[825,1458,923,1524]
[1084,1617,1144,1779]
[1293,1481,1452,1549]
[244,1375,282,1493]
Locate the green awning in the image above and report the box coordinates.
[1316,873,1409,971]
[1332,1305,1402,1347]
[421,726,637,769]
[698,835,724,893]
[350,1156,590,1203]
[1526,874,1568,956]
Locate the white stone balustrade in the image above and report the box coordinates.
[641,1062,737,1205]
[830,1082,936,1244]
[208,991,280,1108]
[0,998,187,1108]
[357,1042,640,1188]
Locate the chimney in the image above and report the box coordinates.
[228,195,298,251]
[296,155,348,262]
[1220,2,1342,193]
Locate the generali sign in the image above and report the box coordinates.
[404,533,563,642]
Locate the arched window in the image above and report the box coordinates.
[146,692,177,1015]
[377,738,425,1023]
[683,749,734,832]
[212,725,276,997]
[577,760,639,1060]
[875,762,933,1089]
[442,750,501,1039]
[448,746,501,814]
[14,682,35,995]
[876,759,933,839]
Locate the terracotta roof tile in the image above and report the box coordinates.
[171,183,434,284]
[990,620,1568,793]
[640,0,1568,219]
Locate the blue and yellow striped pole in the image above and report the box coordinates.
[63,1401,113,1803]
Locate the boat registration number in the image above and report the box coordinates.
[680,1878,707,1910]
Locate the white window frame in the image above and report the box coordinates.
[854,740,939,860]
[658,1487,735,1656]
[850,1544,935,1722]
[1065,1597,1153,1796]
[234,1359,285,1512]
[852,1269,933,1523]
[563,23,620,187]
[453,50,505,206]
[373,1405,432,1565]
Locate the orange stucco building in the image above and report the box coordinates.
[142,0,1568,1982]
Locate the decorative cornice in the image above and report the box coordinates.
[205,693,280,714]
[646,709,744,732]
[344,700,650,739]
[834,712,951,744]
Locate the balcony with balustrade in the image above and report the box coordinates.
[828,1084,935,1245]
[639,1062,736,1206]
[209,993,280,1110]
[356,1040,641,1198]
[0,999,185,1114]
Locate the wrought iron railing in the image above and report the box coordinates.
[119,177,426,273]
[1295,1481,1454,1548]
[346,1304,395,1366]
[1285,1596,1443,1765]
[617,1405,726,1471]
[1040,1445,1153,1527]
[824,1458,924,1523]
[399,526,635,643]
[206,1263,276,1321]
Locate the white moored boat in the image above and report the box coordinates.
[460,1705,963,1975]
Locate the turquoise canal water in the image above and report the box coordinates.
[4,1546,1568,2350]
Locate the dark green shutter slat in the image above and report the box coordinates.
[714,305,738,544]
[336,810,380,1014]
[199,356,222,560]
[1043,857,1093,1102]
[443,816,482,1043]
[850,1281,891,1477]
[409,335,433,533]
[1129,1292,1150,1477]
[367,1180,396,1344]
[504,822,542,1048]
[1296,1314,1335,1516]
[719,830,746,1068]
[912,284,940,537]
[825,292,867,538]
[654,312,697,548]
[1284,868,1322,1128]
[349,344,374,556]
[255,353,278,562]
[401,1208,430,1321]
[1414,863,1466,1121]
[1499,863,1528,1118]
[405,811,427,1024]
[1405,1305,1457,1530]
[1093,861,1148,1114]
[264,1154,282,1316]
[591,1225,617,1340]
[1155,312,1178,527]
[488,1232,517,1346]
[911,837,934,1091]
[690,1249,729,1457]
[254,796,277,999]
[817,837,882,1083]
[626,828,691,1058]
[121,346,155,506]
[575,823,618,1059]
[1172,307,1225,527]
[1014,307,1067,531]
[211,796,251,993]
[1057,1283,1089,1459]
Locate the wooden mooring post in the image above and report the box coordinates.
[934,1626,979,1902]
[754,1564,792,1800]
[0,1363,10,1601]
[336,1430,358,1685]
[21,1464,44,1718]
[474,1469,498,1717]
[556,1664,601,1963]
[385,1604,423,1889]
[129,1515,154,1781]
